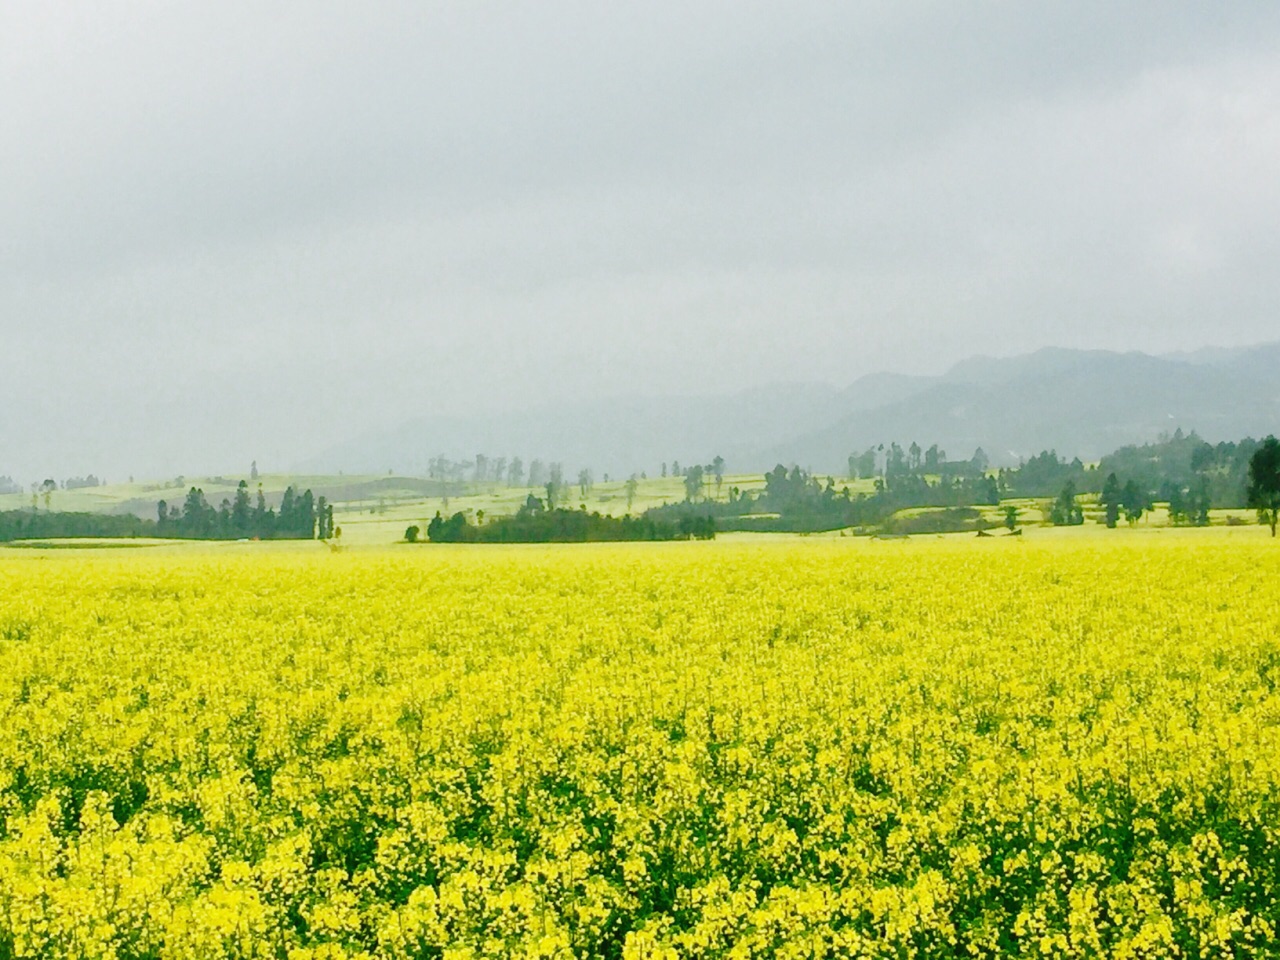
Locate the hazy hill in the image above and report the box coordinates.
[775,345,1280,469]
[303,344,1280,475]
[298,383,841,477]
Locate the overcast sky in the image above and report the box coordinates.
[3,2,1279,479]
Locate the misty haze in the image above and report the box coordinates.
[5,5,1280,959]
[4,3,1280,482]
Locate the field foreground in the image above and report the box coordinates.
[1,536,1279,958]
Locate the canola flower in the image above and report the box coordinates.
[0,534,1278,958]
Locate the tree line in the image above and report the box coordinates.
[155,482,335,540]
[648,465,894,533]
[843,432,1271,510]
[1032,435,1280,532]
[414,493,715,543]
[995,435,1280,535]
[417,432,1280,540]
[0,511,155,542]
[640,433,1280,537]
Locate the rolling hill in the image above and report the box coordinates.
[302,343,1280,475]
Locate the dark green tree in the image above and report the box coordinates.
[1121,480,1147,525]
[316,496,333,539]
[279,487,296,530]
[1247,436,1280,536]
[299,489,315,538]
[182,487,214,537]
[1049,482,1084,525]
[231,480,252,535]
[1191,475,1212,526]
[254,485,270,535]
[1100,472,1122,528]
[1003,504,1019,532]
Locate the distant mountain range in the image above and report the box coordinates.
[300,343,1280,475]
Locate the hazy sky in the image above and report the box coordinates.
[3,2,1279,479]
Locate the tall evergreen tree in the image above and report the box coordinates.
[315,496,334,539]
[254,485,271,536]
[1004,505,1019,532]
[1100,472,1122,528]
[279,486,296,533]
[1049,481,1084,525]
[1191,475,1212,526]
[1121,480,1147,525]
[1247,436,1280,536]
[231,480,252,535]
[182,487,212,537]
[299,489,315,538]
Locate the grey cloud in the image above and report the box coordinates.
[2,2,1279,479]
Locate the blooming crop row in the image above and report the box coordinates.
[1,535,1278,957]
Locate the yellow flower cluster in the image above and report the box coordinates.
[1,535,1278,957]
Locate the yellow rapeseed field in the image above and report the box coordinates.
[1,534,1279,958]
